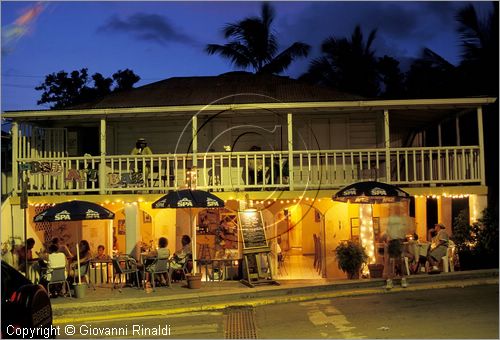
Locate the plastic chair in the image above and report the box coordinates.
[47,267,71,298]
[112,256,140,291]
[145,257,171,291]
[74,261,95,290]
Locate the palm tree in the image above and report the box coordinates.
[205,3,310,74]
[300,25,379,98]
[456,2,498,96]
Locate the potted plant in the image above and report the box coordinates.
[368,263,384,278]
[334,240,368,279]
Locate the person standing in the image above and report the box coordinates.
[15,238,35,272]
[130,138,153,155]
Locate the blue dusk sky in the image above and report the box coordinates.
[1,1,494,113]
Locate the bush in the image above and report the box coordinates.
[452,207,499,269]
[334,240,368,279]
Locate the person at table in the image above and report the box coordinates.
[39,244,67,297]
[427,223,449,273]
[143,237,170,289]
[68,240,91,284]
[94,244,110,261]
[15,238,35,272]
[55,237,73,259]
[170,235,192,270]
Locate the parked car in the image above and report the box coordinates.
[1,260,53,339]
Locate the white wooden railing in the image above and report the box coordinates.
[13,146,482,195]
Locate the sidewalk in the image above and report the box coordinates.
[52,269,498,324]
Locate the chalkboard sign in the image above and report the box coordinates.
[238,210,268,250]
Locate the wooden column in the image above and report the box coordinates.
[384,109,391,183]
[99,118,107,194]
[477,106,486,185]
[11,122,19,196]
[287,113,294,191]
[192,115,198,170]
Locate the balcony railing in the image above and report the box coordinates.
[14,146,482,195]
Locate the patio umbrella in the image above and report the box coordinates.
[34,200,115,222]
[152,189,225,268]
[333,181,411,267]
[33,200,115,282]
[332,181,410,204]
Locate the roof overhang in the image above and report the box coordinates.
[2,97,496,118]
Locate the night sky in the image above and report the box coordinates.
[1,1,493,113]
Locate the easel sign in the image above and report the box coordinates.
[238,210,278,287]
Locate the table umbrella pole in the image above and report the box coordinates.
[76,243,81,284]
[191,209,197,273]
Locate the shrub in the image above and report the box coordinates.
[334,240,368,279]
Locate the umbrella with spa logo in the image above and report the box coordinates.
[34,200,115,222]
[333,181,411,270]
[33,200,115,285]
[152,189,225,268]
[333,181,410,204]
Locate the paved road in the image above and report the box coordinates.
[58,284,498,339]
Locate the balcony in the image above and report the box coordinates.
[14,146,482,196]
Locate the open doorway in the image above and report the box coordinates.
[274,205,323,279]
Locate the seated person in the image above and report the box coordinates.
[94,244,110,261]
[170,235,192,277]
[68,240,92,284]
[39,244,68,297]
[243,146,266,186]
[143,237,170,289]
[427,223,449,272]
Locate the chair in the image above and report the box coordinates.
[112,256,140,292]
[277,251,287,276]
[145,257,171,291]
[47,267,72,298]
[74,261,95,290]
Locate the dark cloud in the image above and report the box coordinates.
[98,13,197,46]
[276,1,467,69]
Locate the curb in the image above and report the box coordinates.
[53,276,498,324]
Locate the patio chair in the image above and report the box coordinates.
[145,257,171,291]
[73,260,95,290]
[47,266,72,298]
[112,256,140,292]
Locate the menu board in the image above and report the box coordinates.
[238,210,268,250]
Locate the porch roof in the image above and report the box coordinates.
[2,71,496,131]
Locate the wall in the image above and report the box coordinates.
[301,205,320,255]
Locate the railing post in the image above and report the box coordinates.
[384,109,391,183]
[11,122,19,196]
[477,106,486,185]
[99,117,107,194]
[287,113,294,190]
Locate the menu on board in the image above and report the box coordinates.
[238,210,268,250]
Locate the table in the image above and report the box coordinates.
[89,259,113,286]
[195,259,240,281]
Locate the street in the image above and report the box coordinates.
[58,284,498,339]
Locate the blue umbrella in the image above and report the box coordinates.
[152,189,225,268]
[33,200,114,284]
[33,200,114,222]
[332,181,410,204]
[152,189,224,209]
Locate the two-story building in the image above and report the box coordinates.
[1,72,496,279]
